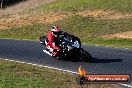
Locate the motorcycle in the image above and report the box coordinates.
[39,34,92,62]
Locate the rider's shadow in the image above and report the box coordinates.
[91,57,123,63]
[58,57,123,63]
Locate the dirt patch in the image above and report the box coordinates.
[0,0,55,18]
[102,31,132,39]
[77,9,132,19]
[0,9,132,29]
[0,12,70,29]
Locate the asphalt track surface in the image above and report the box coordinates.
[0,39,132,87]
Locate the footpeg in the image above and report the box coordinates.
[43,50,52,56]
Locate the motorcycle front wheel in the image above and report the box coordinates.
[79,48,92,62]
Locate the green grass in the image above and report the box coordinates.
[0,24,48,40]
[0,61,69,88]
[55,16,132,37]
[31,0,132,13]
[0,16,132,48]
[0,60,75,88]
[82,38,132,48]
[54,16,132,48]
[0,0,132,49]
[0,0,131,87]
[0,60,116,88]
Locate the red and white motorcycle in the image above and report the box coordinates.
[40,34,92,62]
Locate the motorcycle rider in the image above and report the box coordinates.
[40,25,68,56]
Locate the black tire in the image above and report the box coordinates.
[79,48,92,62]
[76,76,86,85]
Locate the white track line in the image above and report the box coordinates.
[83,43,131,50]
[41,65,79,74]
[19,61,26,64]
[0,58,78,74]
[27,63,33,65]
[0,58,131,87]
[105,46,109,47]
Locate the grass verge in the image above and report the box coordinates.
[0,16,132,48]
[29,0,132,13]
[0,59,117,88]
[82,38,132,48]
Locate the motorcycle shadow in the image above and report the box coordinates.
[57,57,123,63]
[91,57,123,63]
[57,57,86,62]
[57,55,93,62]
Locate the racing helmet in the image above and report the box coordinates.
[51,25,60,35]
